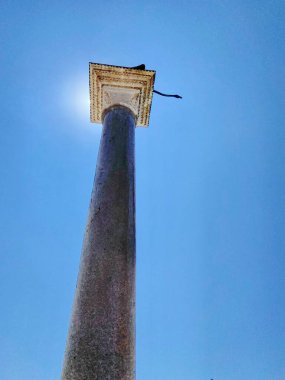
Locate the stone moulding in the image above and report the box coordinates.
[89,62,156,127]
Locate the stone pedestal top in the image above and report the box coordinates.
[89,63,156,127]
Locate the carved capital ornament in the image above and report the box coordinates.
[89,63,156,127]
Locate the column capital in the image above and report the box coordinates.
[89,62,156,127]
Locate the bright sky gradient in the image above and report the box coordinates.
[1,1,285,379]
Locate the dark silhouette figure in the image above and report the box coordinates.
[130,64,182,99]
[131,64,146,70]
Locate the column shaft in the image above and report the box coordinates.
[62,105,136,380]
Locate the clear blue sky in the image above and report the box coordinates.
[1,1,285,379]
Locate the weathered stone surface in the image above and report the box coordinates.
[62,106,136,380]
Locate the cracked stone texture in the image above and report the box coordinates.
[62,106,136,380]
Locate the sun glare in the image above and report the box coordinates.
[58,74,101,140]
[61,75,90,123]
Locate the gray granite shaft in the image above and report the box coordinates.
[62,106,136,380]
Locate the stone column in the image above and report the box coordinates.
[62,105,136,380]
[61,63,155,380]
